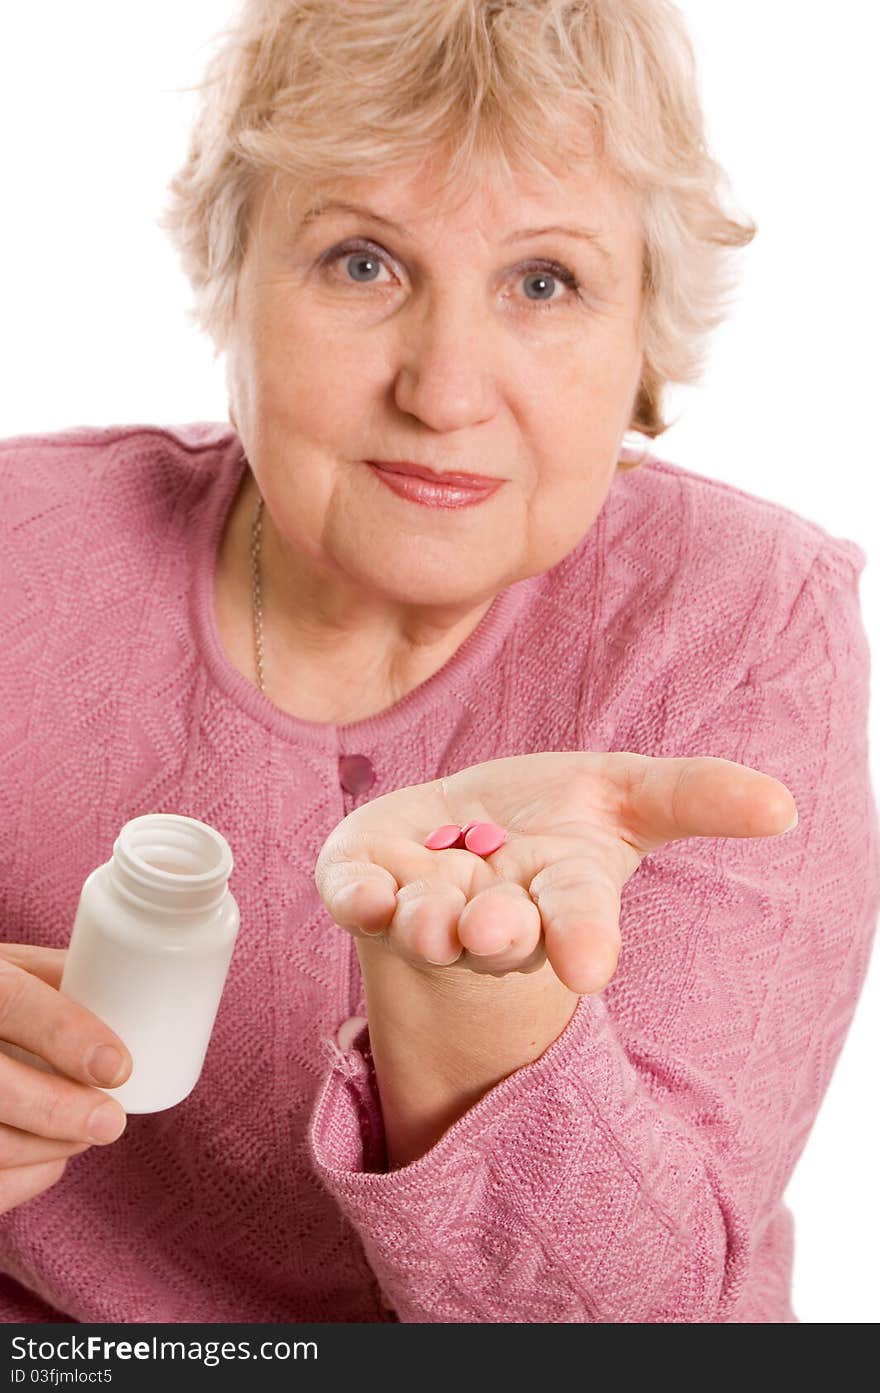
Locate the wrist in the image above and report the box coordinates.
[353,935,579,1168]
[354,935,578,1078]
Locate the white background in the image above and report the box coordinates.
[1,2,877,1322]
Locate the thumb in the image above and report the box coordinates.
[625,754,797,855]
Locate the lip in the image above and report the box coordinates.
[365,459,500,488]
[365,462,502,510]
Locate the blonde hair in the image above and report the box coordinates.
[159,0,756,454]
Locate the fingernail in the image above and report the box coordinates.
[87,1044,126,1087]
[87,1101,127,1143]
[785,810,799,832]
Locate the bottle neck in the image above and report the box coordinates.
[109,814,233,917]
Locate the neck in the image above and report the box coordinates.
[231,469,495,720]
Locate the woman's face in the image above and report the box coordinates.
[225,148,645,631]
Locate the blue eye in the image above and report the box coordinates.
[520,264,580,304]
[321,242,390,285]
[342,251,384,283]
[524,272,557,301]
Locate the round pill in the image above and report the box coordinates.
[423,824,466,850]
[463,822,507,856]
[460,820,481,835]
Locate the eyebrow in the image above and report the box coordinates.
[297,199,615,269]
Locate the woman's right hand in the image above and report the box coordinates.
[0,943,131,1215]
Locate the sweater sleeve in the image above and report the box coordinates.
[307,541,880,1323]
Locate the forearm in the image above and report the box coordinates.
[354,938,579,1169]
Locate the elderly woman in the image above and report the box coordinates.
[0,0,876,1326]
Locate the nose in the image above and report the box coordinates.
[391,289,499,433]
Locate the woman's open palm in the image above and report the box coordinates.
[314,751,797,995]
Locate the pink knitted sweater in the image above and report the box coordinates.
[0,421,877,1324]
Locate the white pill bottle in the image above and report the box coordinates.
[59,813,240,1114]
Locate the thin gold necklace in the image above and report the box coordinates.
[250,493,265,694]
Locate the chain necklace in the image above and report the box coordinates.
[250,492,266,694]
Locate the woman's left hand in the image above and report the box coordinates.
[314,751,797,996]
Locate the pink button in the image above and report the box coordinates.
[338,754,376,796]
[463,822,507,856]
[424,824,465,850]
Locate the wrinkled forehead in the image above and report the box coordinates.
[253,136,639,250]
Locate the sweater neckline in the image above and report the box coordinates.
[192,432,542,751]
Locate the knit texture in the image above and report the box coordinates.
[0,421,877,1324]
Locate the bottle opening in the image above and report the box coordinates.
[128,819,228,874]
[111,814,234,915]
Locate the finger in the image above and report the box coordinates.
[315,856,400,935]
[620,754,797,855]
[0,955,132,1089]
[0,1051,127,1145]
[389,881,468,966]
[528,856,622,995]
[0,1158,71,1217]
[0,1122,91,1169]
[0,944,67,991]
[456,882,543,972]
